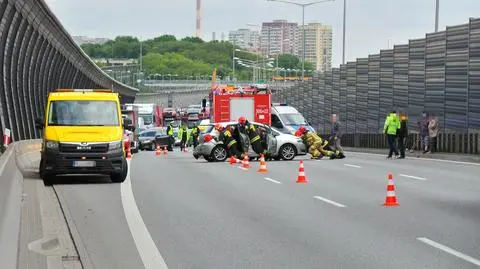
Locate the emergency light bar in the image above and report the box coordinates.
[55,89,113,93]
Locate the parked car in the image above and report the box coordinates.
[193,121,307,162]
[138,127,168,151]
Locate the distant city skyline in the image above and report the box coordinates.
[46,0,480,67]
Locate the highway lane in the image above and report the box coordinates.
[129,151,480,269]
[53,150,480,269]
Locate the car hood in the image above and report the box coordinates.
[284,124,315,133]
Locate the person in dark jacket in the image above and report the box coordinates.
[329,114,344,154]
[418,112,430,153]
[238,116,267,156]
[397,113,408,159]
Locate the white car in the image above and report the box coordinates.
[193,121,307,162]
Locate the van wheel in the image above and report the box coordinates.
[39,159,54,186]
[111,161,128,183]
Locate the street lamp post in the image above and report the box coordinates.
[342,0,346,64]
[267,0,334,79]
[435,0,439,32]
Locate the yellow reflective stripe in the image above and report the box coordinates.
[227,140,237,147]
[251,135,260,143]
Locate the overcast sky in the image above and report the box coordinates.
[45,0,480,67]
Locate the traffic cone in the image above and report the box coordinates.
[155,146,162,156]
[257,154,268,173]
[383,173,399,206]
[126,147,132,159]
[242,154,250,169]
[229,156,237,165]
[163,146,168,155]
[296,160,307,183]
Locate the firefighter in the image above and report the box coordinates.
[191,124,200,148]
[177,123,190,151]
[166,121,174,151]
[296,127,345,160]
[237,116,268,157]
[216,124,241,158]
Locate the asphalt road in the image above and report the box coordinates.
[54,150,480,269]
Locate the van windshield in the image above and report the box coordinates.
[48,100,119,126]
[280,113,307,125]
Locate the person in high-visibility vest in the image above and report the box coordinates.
[166,121,174,151]
[384,110,401,159]
[191,124,200,148]
[177,124,190,151]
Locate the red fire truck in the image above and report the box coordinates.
[211,84,272,125]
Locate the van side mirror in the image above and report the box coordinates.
[35,118,44,130]
[123,118,135,131]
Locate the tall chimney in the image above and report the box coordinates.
[196,0,202,39]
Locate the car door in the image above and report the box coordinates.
[264,125,278,155]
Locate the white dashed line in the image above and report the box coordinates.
[400,174,427,181]
[344,164,362,168]
[238,167,249,171]
[313,196,347,208]
[264,177,282,184]
[121,160,169,269]
[417,237,480,267]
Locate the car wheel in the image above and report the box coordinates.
[279,144,296,161]
[210,145,227,162]
[111,161,128,183]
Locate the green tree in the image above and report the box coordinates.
[182,36,204,43]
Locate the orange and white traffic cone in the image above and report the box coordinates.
[126,147,132,159]
[155,146,162,156]
[242,154,250,169]
[296,160,307,183]
[383,172,399,206]
[229,156,237,165]
[163,146,168,155]
[257,154,268,173]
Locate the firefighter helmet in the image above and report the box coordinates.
[238,116,247,125]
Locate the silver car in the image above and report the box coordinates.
[193,122,307,162]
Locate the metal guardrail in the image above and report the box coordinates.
[319,133,480,155]
[275,18,480,137]
[0,0,138,142]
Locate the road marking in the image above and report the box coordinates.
[264,177,282,184]
[347,151,480,166]
[417,237,480,267]
[238,167,248,171]
[313,196,347,208]
[121,160,169,269]
[400,174,427,181]
[344,164,362,168]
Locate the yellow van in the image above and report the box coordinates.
[36,89,132,184]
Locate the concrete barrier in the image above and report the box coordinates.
[0,140,41,269]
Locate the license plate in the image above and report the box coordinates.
[73,161,96,167]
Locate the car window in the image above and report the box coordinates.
[147,131,156,137]
[271,114,283,129]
